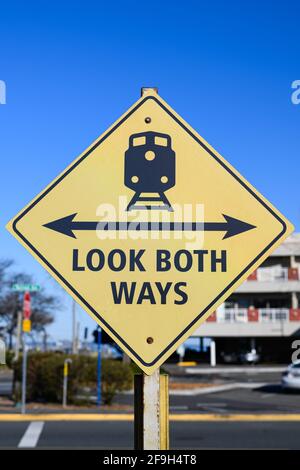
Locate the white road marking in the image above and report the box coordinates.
[169,382,267,396]
[185,367,285,374]
[197,403,228,413]
[18,421,44,448]
[197,402,227,407]
[170,405,188,410]
[200,406,228,413]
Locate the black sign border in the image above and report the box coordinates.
[12,96,287,367]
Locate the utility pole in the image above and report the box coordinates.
[72,300,77,354]
[21,291,31,414]
[14,311,22,361]
[76,321,80,353]
[84,327,88,347]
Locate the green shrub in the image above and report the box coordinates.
[4,349,15,369]
[102,359,133,404]
[12,352,133,405]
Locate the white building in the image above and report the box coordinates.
[192,233,300,363]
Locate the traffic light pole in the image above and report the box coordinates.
[134,369,169,450]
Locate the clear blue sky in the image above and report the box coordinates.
[0,0,299,341]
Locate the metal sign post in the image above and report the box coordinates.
[134,369,169,450]
[21,291,31,415]
[62,358,72,408]
[21,335,27,415]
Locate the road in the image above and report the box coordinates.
[116,366,300,414]
[1,420,300,449]
[1,365,300,449]
[0,370,12,397]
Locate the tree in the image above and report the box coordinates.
[0,261,58,349]
[0,259,13,288]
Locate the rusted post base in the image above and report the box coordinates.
[134,369,169,450]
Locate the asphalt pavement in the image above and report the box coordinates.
[1,365,300,449]
[2,420,300,449]
[0,370,12,397]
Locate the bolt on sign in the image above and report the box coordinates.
[7,89,294,374]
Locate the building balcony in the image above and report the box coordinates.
[206,307,300,323]
[247,267,299,282]
[193,307,300,337]
[236,267,300,293]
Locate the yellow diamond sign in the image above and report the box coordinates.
[6,89,294,374]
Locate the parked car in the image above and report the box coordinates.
[282,362,300,390]
[220,349,260,364]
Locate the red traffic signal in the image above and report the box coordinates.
[23,291,31,320]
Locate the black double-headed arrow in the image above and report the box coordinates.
[43,213,256,239]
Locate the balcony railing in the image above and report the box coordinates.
[247,267,299,282]
[206,308,300,323]
[259,308,288,322]
[218,308,248,323]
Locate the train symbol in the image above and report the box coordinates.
[124,131,176,211]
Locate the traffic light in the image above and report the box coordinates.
[92,328,115,345]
